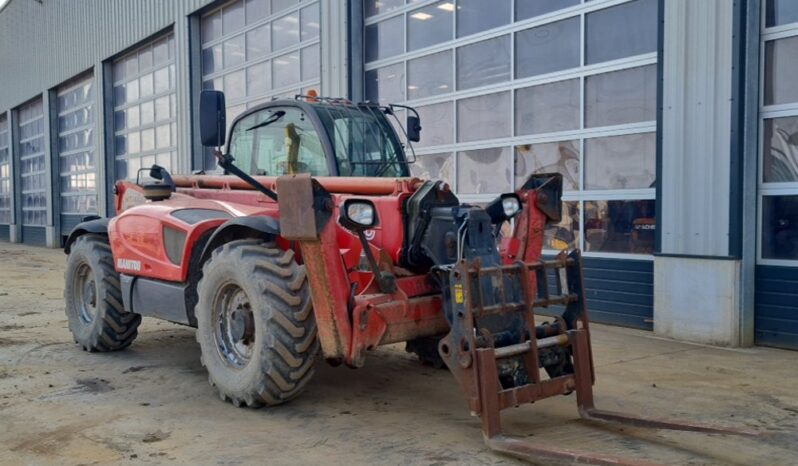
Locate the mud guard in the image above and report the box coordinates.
[199,216,281,264]
[63,217,108,254]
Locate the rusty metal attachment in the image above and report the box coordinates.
[438,250,762,465]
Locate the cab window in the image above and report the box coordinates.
[316,105,408,177]
[228,107,328,176]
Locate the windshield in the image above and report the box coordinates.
[228,107,329,176]
[315,104,409,177]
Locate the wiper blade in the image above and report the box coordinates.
[247,111,285,131]
[215,152,278,201]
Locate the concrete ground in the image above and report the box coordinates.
[0,242,796,466]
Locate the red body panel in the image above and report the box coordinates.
[110,178,413,284]
[109,190,273,282]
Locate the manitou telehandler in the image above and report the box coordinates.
[63,90,759,464]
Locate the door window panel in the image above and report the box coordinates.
[273,51,300,89]
[457,92,511,143]
[764,36,798,106]
[516,0,579,21]
[410,152,454,186]
[365,16,404,62]
[514,141,579,191]
[408,50,452,100]
[585,133,656,190]
[766,0,798,27]
[365,63,405,105]
[456,35,511,90]
[245,0,269,24]
[301,44,320,81]
[407,1,453,52]
[515,17,580,79]
[415,102,454,148]
[544,201,580,250]
[366,0,404,17]
[456,147,512,194]
[763,116,798,182]
[515,79,580,135]
[457,0,510,38]
[585,65,657,127]
[584,200,656,254]
[300,3,320,41]
[762,195,798,260]
[585,0,658,65]
[273,12,300,52]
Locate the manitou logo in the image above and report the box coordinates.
[116,258,141,272]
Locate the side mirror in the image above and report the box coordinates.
[486,193,523,224]
[339,199,379,231]
[407,115,421,143]
[199,90,226,147]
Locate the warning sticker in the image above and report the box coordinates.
[454,283,464,304]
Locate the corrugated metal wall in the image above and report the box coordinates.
[0,0,211,110]
[0,0,215,179]
[660,0,733,256]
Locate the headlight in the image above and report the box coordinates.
[340,199,379,231]
[502,196,521,218]
[486,193,523,224]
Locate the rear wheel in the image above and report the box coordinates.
[64,234,141,351]
[196,239,318,407]
[406,336,446,369]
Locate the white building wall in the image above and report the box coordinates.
[655,0,752,346]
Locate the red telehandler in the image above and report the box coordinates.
[63,91,759,464]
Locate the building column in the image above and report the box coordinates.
[42,90,57,248]
[654,0,758,346]
[320,0,349,99]
[8,107,20,243]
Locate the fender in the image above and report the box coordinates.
[64,216,109,254]
[199,216,280,264]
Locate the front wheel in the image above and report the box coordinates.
[64,234,141,352]
[196,239,319,407]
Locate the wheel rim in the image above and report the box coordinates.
[213,282,256,369]
[73,262,97,324]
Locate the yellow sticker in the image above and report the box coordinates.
[454,284,464,304]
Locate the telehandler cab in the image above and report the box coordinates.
[63,90,760,464]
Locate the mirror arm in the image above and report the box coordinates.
[215,151,279,201]
[388,103,420,120]
[356,230,396,294]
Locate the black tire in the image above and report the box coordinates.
[196,239,319,407]
[64,234,141,352]
[406,336,446,369]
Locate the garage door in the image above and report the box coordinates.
[363,0,659,329]
[755,2,798,350]
[56,73,98,240]
[0,113,11,241]
[16,98,48,246]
